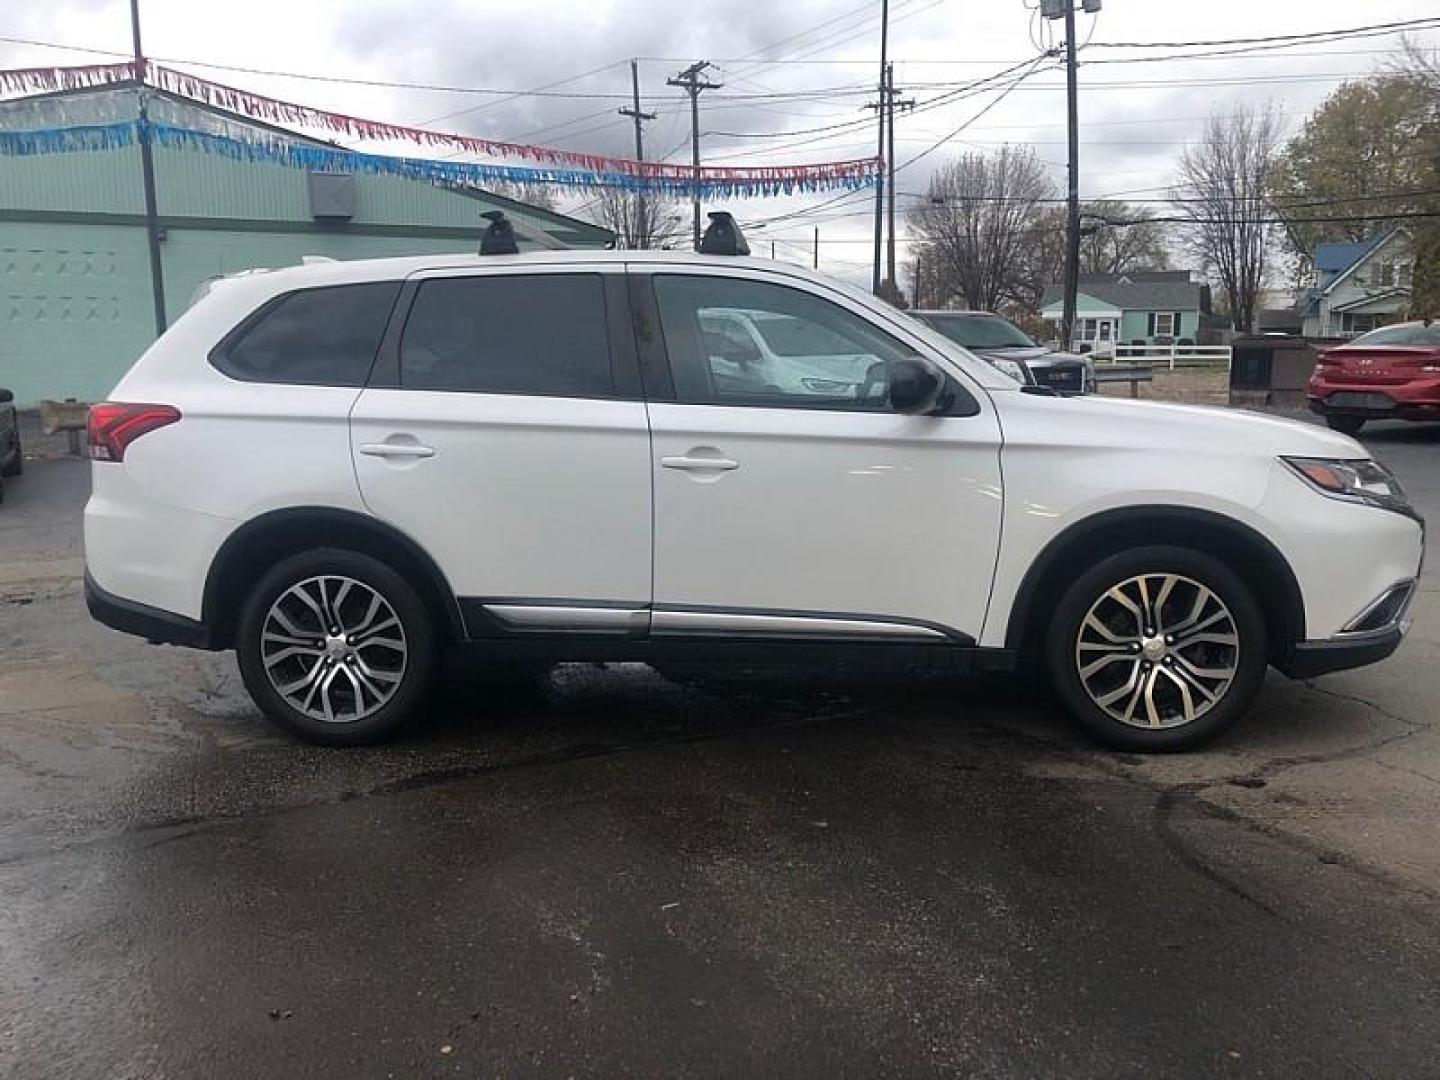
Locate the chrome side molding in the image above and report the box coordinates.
[484,604,649,635]
[650,609,949,641]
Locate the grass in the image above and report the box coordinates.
[1097,365,1230,406]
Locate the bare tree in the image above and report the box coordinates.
[907,146,1054,312]
[590,189,688,249]
[482,182,559,211]
[1006,204,1067,316]
[1078,201,1171,275]
[1175,106,1282,334]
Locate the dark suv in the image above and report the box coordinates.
[911,310,1094,395]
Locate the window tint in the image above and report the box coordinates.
[399,274,613,396]
[216,282,400,386]
[653,275,920,410]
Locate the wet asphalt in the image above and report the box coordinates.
[1,421,1438,1079]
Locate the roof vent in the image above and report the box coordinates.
[699,212,750,256]
[480,211,519,255]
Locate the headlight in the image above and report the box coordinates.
[1282,457,1419,520]
[988,358,1028,384]
[801,378,856,393]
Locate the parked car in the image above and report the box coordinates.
[699,308,882,397]
[0,388,21,503]
[910,310,1093,394]
[1308,320,1440,435]
[84,230,1423,752]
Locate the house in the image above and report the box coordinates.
[1297,228,1412,339]
[0,81,613,405]
[1039,270,1214,352]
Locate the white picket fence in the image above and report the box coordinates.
[1100,342,1233,372]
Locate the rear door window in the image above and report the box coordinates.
[214,282,401,386]
[398,274,614,397]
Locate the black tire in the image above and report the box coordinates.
[1326,414,1366,436]
[1045,545,1268,752]
[236,547,438,746]
[0,438,20,477]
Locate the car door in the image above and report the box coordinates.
[637,267,1004,644]
[350,265,653,637]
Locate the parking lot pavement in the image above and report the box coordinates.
[1,423,1437,1078]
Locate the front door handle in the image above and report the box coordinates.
[661,455,739,472]
[360,442,435,459]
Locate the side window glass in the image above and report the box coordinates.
[399,274,613,397]
[215,282,400,386]
[652,275,920,410]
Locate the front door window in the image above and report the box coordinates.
[653,275,920,410]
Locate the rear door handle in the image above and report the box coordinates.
[360,442,435,459]
[661,455,739,471]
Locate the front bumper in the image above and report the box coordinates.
[1279,625,1407,679]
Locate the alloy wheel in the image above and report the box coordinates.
[1074,572,1240,730]
[260,575,408,724]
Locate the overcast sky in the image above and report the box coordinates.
[2,0,1437,285]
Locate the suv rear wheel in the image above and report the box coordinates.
[1045,545,1267,751]
[236,548,437,746]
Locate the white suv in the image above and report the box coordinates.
[84,235,1424,751]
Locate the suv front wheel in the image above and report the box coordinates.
[1045,545,1267,751]
[236,548,437,746]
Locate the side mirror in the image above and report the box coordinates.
[0,389,12,404]
[887,357,946,415]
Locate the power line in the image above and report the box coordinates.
[1087,16,1440,51]
[1080,28,1440,66]
[897,187,1440,208]
[707,54,1056,163]
[893,54,1052,174]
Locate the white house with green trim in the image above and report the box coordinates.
[1040,270,1215,352]
[0,81,612,405]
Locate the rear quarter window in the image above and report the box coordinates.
[398,273,613,397]
[211,281,402,387]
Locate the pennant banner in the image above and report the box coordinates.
[0,120,135,156]
[0,61,880,187]
[0,119,877,198]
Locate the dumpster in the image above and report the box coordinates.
[1229,335,1327,410]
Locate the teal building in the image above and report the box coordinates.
[0,81,611,405]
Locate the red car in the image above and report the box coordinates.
[1309,320,1440,435]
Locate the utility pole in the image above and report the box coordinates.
[885,62,915,297]
[667,61,721,250]
[912,253,922,310]
[129,0,166,335]
[870,0,890,294]
[618,59,656,249]
[813,226,819,269]
[1061,1,1081,351]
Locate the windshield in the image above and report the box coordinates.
[749,313,864,357]
[917,313,1037,350]
[1349,322,1440,347]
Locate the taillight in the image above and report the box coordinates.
[1316,351,1342,367]
[87,402,181,462]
